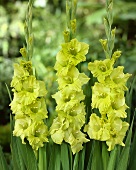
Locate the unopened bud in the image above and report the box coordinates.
[112,50,122,61]
[20,47,27,58]
[99,39,107,51]
[63,30,70,42]
[70,19,76,34]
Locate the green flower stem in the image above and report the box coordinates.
[24,0,34,60]
[50,38,89,154]
[10,0,49,154]
[103,0,115,59]
[64,0,77,41]
[71,0,77,20]
[70,0,77,39]
[85,0,131,151]
[66,0,71,30]
[38,147,47,170]
[102,142,109,170]
[38,148,44,170]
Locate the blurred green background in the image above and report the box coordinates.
[0,0,136,156]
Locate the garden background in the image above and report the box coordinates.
[0,0,136,166]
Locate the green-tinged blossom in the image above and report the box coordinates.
[85,0,131,151]
[84,114,129,151]
[10,0,49,152]
[20,47,27,58]
[10,60,49,152]
[54,38,89,76]
[65,0,77,40]
[85,51,131,151]
[50,38,90,154]
[70,19,76,38]
[63,30,70,43]
[103,0,115,58]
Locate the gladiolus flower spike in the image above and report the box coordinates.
[50,38,90,154]
[10,60,49,152]
[84,51,131,151]
[10,0,48,153]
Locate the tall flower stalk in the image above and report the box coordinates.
[84,0,131,151]
[0,0,134,170]
[10,0,48,152]
[49,0,90,154]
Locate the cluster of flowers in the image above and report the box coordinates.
[10,60,48,151]
[84,51,131,151]
[50,38,90,154]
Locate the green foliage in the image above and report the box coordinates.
[0,123,10,147]
[0,0,136,170]
[0,0,136,124]
[60,143,70,170]
[10,115,38,170]
[128,127,136,170]
[0,145,9,170]
[0,58,13,124]
[116,117,133,170]
[77,1,136,74]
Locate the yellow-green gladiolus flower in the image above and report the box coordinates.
[13,115,32,144]
[27,121,48,151]
[14,76,46,105]
[84,113,110,141]
[11,60,33,91]
[52,87,85,113]
[92,83,111,113]
[88,59,114,83]
[50,116,69,144]
[106,118,129,151]
[10,93,22,114]
[54,39,89,76]
[12,62,30,78]
[57,104,86,131]
[57,66,89,91]
[11,76,23,92]
[21,98,48,120]
[54,60,70,77]
[64,128,89,154]
[60,38,89,66]
[105,66,131,91]
[107,97,129,119]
